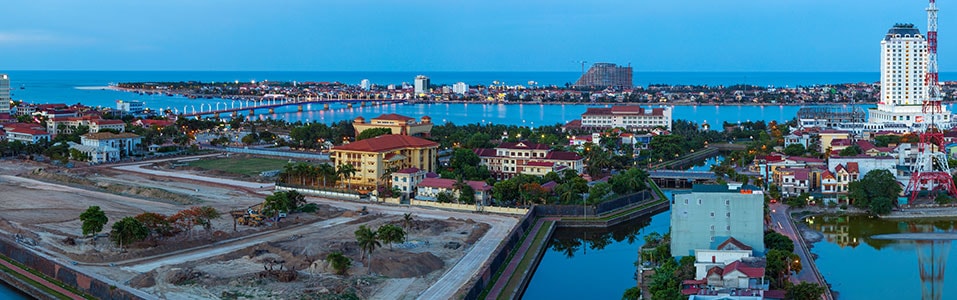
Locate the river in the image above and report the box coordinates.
[804,215,957,300]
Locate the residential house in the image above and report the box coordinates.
[474,141,583,180]
[415,177,492,205]
[774,168,811,197]
[817,130,852,153]
[391,168,427,198]
[3,123,50,144]
[80,132,143,159]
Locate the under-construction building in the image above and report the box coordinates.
[573,63,633,89]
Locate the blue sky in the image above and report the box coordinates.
[0,0,949,72]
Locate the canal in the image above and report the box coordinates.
[523,191,674,299]
[804,215,957,300]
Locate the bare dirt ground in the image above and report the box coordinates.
[0,157,517,299]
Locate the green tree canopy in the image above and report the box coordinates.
[326,252,351,275]
[110,217,149,248]
[80,206,108,237]
[847,169,901,215]
[377,224,407,250]
[783,143,806,156]
[786,282,827,300]
[263,190,307,217]
[356,128,392,140]
[765,231,795,252]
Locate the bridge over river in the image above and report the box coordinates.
[647,170,716,189]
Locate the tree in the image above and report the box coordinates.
[436,191,455,203]
[79,206,108,238]
[647,258,681,300]
[356,128,392,140]
[621,287,641,300]
[170,206,220,238]
[838,145,862,156]
[766,249,800,289]
[675,255,696,281]
[110,217,149,248]
[783,143,806,156]
[847,169,901,215]
[377,224,406,250]
[765,231,795,252]
[262,191,306,220]
[402,213,414,231]
[787,282,827,300]
[354,225,381,271]
[134,212,174,239]
[326,252,351,275]
[337,163,357,190]
[587,182,613,204]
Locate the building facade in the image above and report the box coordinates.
[80,132,143,158]
[453,82,468,94]
[473,141,583,180]
[116,100,146,117]
[392,167,427,198]
[414,177,492,205]
[330,134,439,191]
[353,114,432,137]
[671,184,766,257]
[577,106,673,131]
[869,23,952,128]
[3,123,50,144]
[0,74,10,113]
[573,63,633,89]
[414,75,430,95]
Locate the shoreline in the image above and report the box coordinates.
[108,87,885,108]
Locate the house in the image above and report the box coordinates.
[774,168,811,197]
[48,116,126,135]
[693,237,755,279]
[67,142,116,163]
[817,130,852,153]
[353,114,432,137]
[391,168,427,198]
[574,106,673,131]
[330,134,439,191]
[81,132,143,159]
[474,141,583,180]
[3,123,50,144]
[414,177,492,205]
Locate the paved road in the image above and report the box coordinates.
[113,162,274,190]
[297,196,518,300]
[769,203,832,299]
[486,218,549,299]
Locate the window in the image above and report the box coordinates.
[710,212,715,217]
[697,199,702,205]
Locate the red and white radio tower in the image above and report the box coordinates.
[906,0,957,203]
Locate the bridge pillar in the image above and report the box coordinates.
[212,113,219,119]
[323,104,330,110]
[298,105,303,112]
[248,109,255,115]
[360,101,366,107]
[231,111,238,118]
[347,103,353,109]
[268,108,275,114]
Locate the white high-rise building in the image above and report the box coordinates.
[453,82,468,94]
[414,75,430,95]
[869,23,951,128]
[0,74,10,113]
[360,79,371,90]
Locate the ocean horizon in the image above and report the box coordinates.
[0,70,930,88]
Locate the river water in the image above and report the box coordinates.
[0,281,31,300]
[805,215,957,300]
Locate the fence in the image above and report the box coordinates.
[211,146,330,160]
[461,209,538,300]
[409,200,529,215]
[274,185,361,201]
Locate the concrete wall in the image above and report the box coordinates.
[408,200,528,215]
[461,209,537,300]
[0,238,141,300]
[274,185,362,201]
[671,191,765,257]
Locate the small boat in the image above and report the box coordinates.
[19,84,25,90]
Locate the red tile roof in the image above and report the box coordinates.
[716,236,753,251]
[821,170,835,180]
[830,139,852,147]
[563,119,582,128]
[856,140,877,151]
[3,123,49,136]
[722,261,765,278]
[395,167,421,174]
[846,162,859,173]
[418,177,491,191]
[545,151,582,161]
[373,113,415,121]
[473,148,497,157]
[793,169,810,181]
[333,134,438,153]
[496,141,551,150]
[93,119,125,125]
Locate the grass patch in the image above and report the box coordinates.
[0,255,96,300]
[499,220,554,300]
[479,218,541,299]
[188,157,290,176]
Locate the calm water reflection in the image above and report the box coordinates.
[523,191,673,299]
[805,215,957,300]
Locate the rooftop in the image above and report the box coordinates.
[332,134,438,153]
[690,184,763,194]
[82,132,141,140]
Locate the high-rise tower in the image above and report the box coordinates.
[0,74,10,113]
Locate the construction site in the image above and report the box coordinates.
[0,155,517,299]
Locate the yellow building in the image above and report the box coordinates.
[331,134,439,191]
[818,130,851,153]
[353,114,433,137]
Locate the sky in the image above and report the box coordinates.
[0,0,951,72]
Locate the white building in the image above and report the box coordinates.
[80,132,142,158]
[453,82,468,94]
[414,75,430,95]
[671,184,766,257]
[577,106,673,131]
[392,167,427,198]
[67,142,116,163]
[869,23,952,128]
[116,100,146,116]
[3,123,50,144]
[360,79,371,90]
[414,177,492,205]
[0,74,10,113]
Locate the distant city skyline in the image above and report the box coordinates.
[0,0,951,72]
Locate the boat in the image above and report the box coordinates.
[19,84,25,90]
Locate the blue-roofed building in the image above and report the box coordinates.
[671,183,766,257]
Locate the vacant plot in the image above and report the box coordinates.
[188,157,289,176]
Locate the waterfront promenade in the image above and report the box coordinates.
[769,203,833,300]
[0,255,85,300]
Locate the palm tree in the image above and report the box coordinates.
[377,166,399,200]
[354,225,381,272]
[337,164,357,190]
[377,224,406,250]
[318,163,337,187]
[402,213,414,231]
